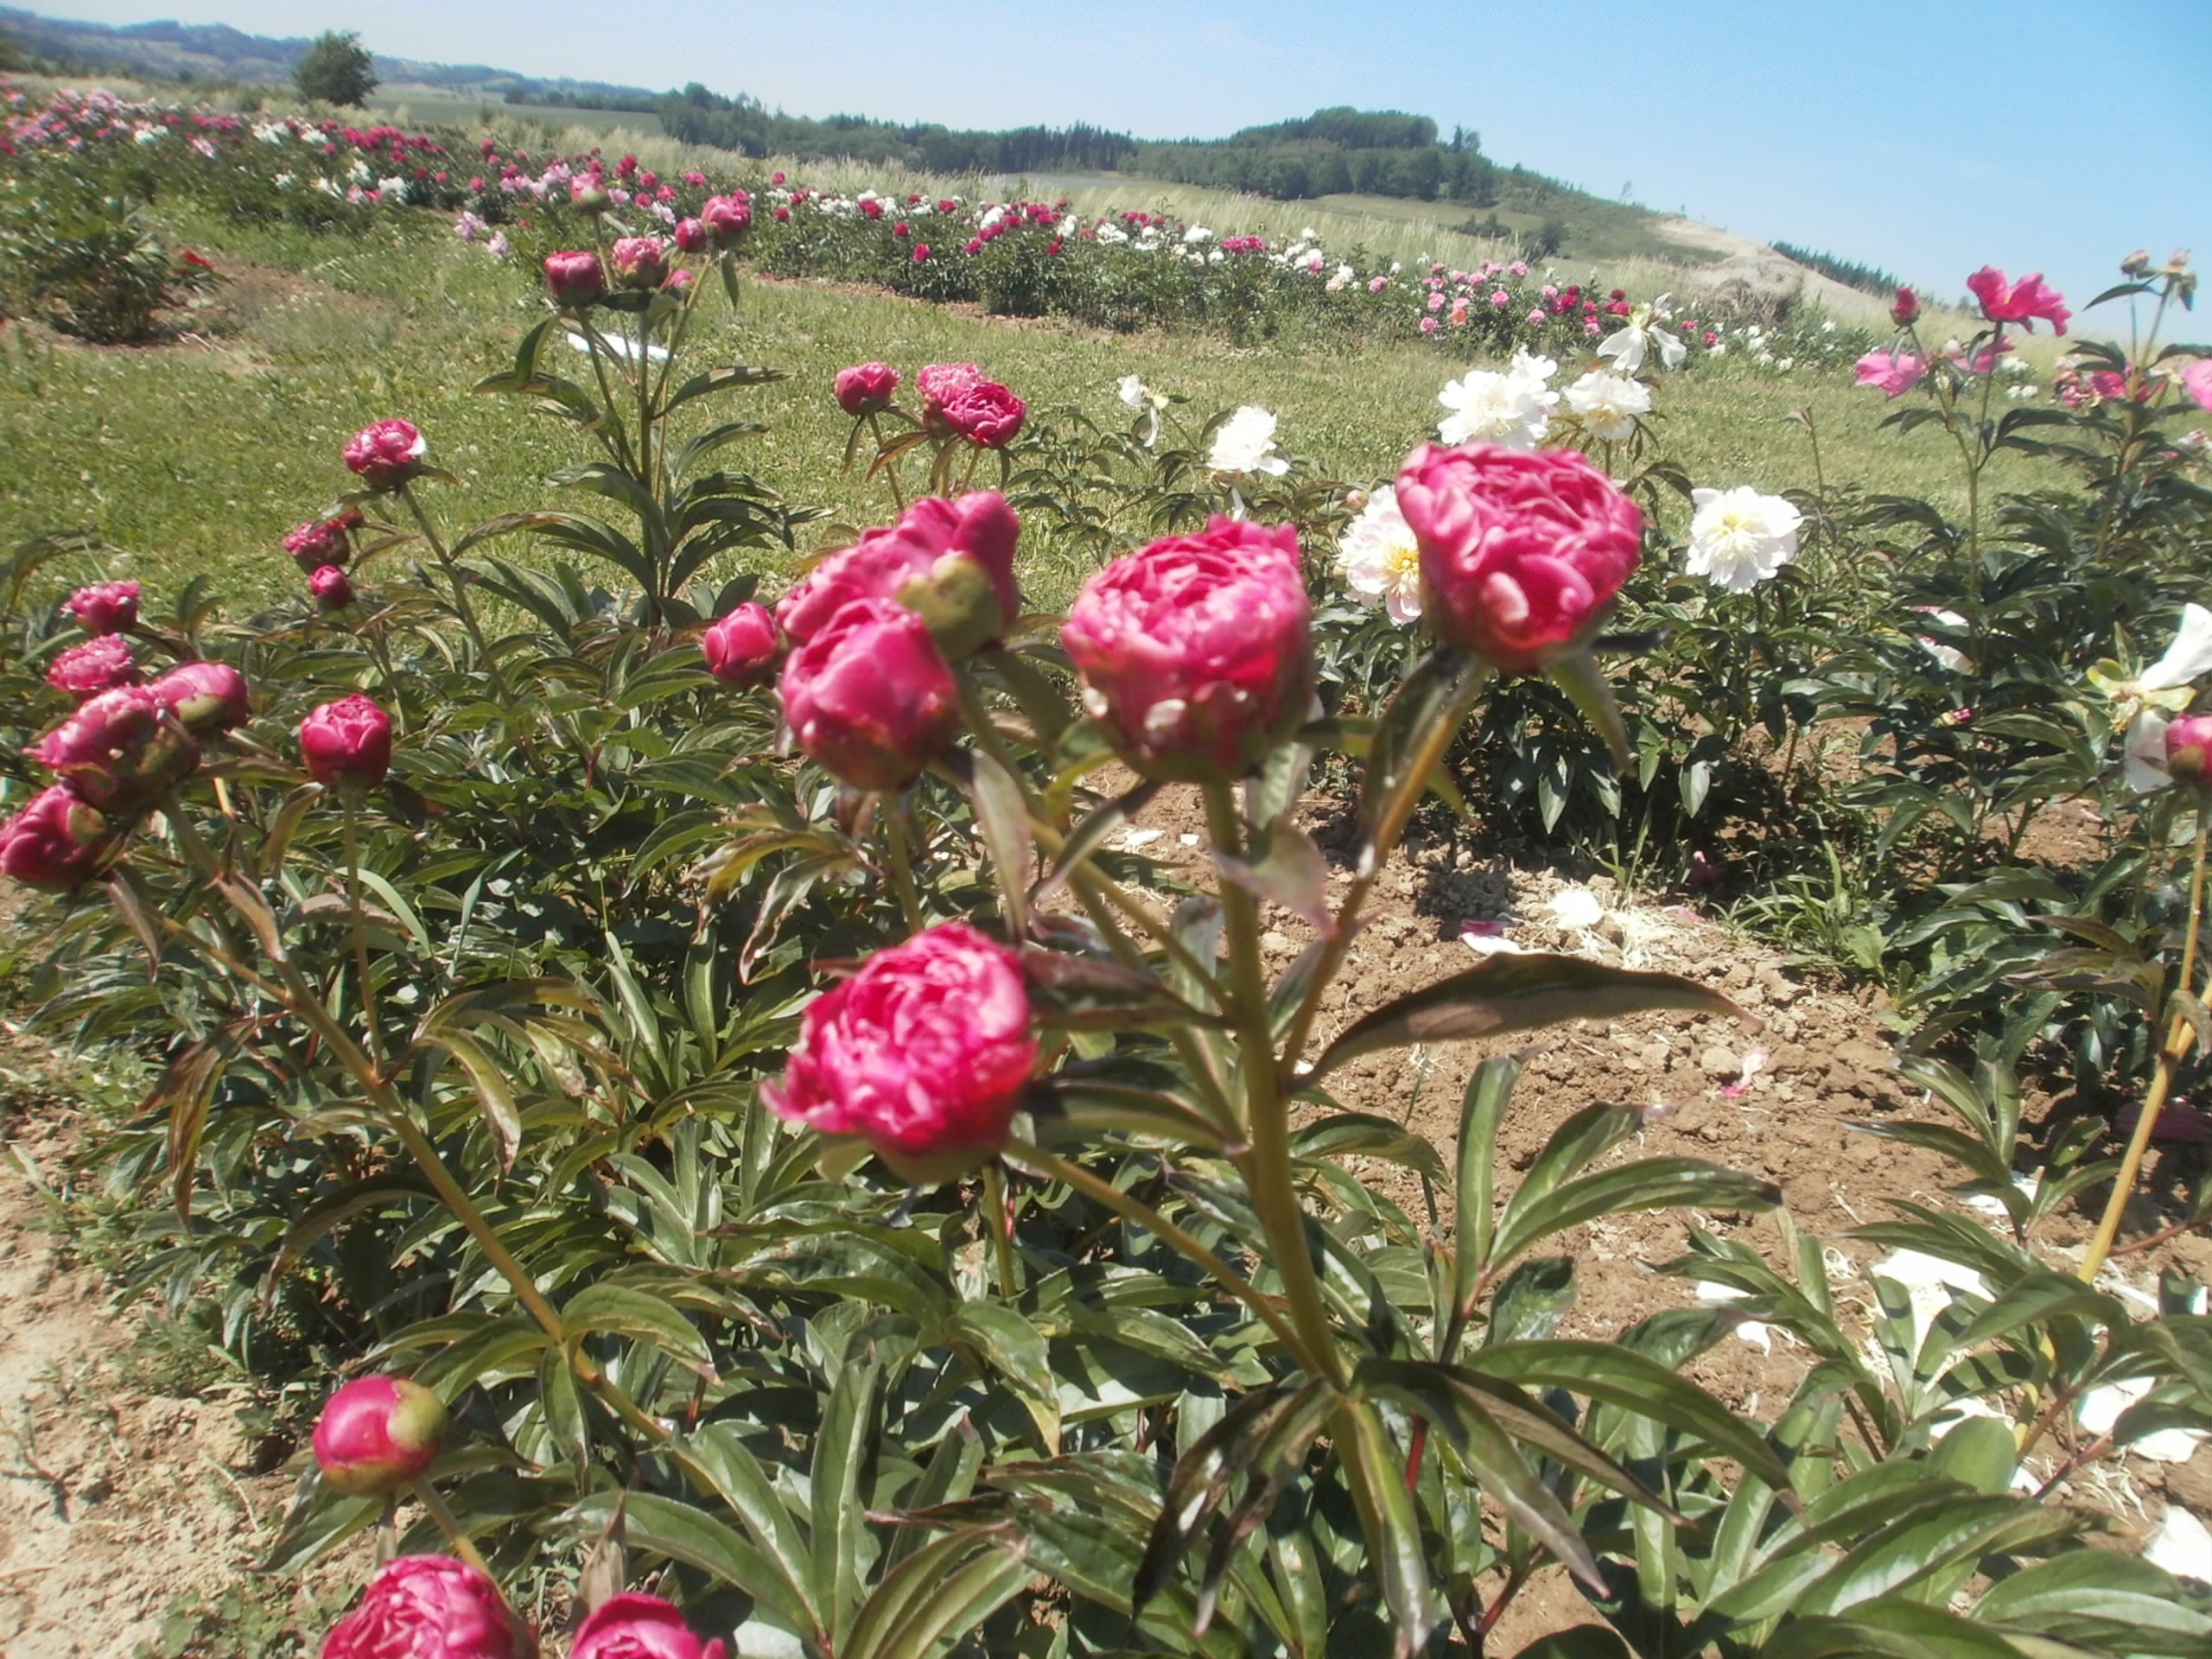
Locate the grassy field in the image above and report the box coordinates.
[0,205,2056,619]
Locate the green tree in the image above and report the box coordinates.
[293,31,378,108]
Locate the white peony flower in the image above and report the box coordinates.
[1596,302,1688,374]
[2126,709,2172,794]
[1437,365,1556,448]
[1336,486,1422,624]
[2145,1506,2212,1581]
[1563,369,1651,442]
[1915,608,1972,673]
[1118,375,1166,446]
[1685,486,1802,593]
[2142,603,2212,691]
[1209,405,1290,476]
[1509,348,1558,385]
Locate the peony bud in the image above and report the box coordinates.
[609,236,668,289]
[343,420,428,490]
[1889,285,1920,327]
[0,785,116,890]
[1061,518,1313,780]
[764,922,1036,1182]
[48,635,139,700]
[702,601,779,687]
[149,661,251,735]
[284,508,365,573]
[313,1375,448,1498]
[572,178,610,212]
[28,686,200,810]
[300,695,392,786]
[699,192,752,243]
[833,361,899,417]
[776,493,1020,661]
[310,565,355,610]
[2121,250,2153,277]
[543,251,606,307]
[320,1555,528,1659]
[1395,442,1643,672]
[779,597,958,792]
[664,267,696,294]
[673,217,709,254]
[572,1594,728,1659]
[2165,714,2212,786]
[64,581,141,636]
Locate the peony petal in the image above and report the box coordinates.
[2141,603,2212,691]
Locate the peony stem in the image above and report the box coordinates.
[981,1161,1020,1299]
[410,1475,499,1587]
[883,802,926,934]
[2081,807,2210,1281]
[867,411,905,510]
[395,483,505,701]
[340,790,383,1073]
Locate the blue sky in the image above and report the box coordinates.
[53,0,2212,319]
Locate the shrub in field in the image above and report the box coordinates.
[2,162,2209,1659]
[0,184,219,341]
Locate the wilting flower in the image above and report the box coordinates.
[1118,374,1167,446]
[834,362,899,416]
[313,1375,448,1498]
[1336,485,1423,624]
[1562,369,1651,442]
[320,1555,527,1659]
[571,1595,728,1659]
[777,493,1020,658]
[343,419,428,490]
[29,686,200,810]
[1395,442,1643,671]
[1436,365,1555,448]
[1063,518,1312,779]
[610,236,668,289]
[149,661,251,734]
[1967,266,2070,334]
[1596,302,1687,374]
[1853,349,1929,398]
[1207,405,1290,476]
[1684,486,1802,593]
[284,508,364,573]
[780,597,960,791]
[300,694,393,786]
[48,636,138,699]
[0,785,116,890]
[64,581,141,636]
[764,921,1036,1181]
[543,250,606,307]
[310,565,354,610]
[702,601,779,687]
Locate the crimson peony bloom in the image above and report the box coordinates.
[935,380,1027,449]
[64,581,141,636]
[300,695,392,786]
[1853,348,1929,398]
[1966,266,2070,334]
[700,193,751,243]
[29,685,200,810]
[833,361,899,417]
[0,785,116,890]
[764,921,1036,1181]
[284,508,365,573]
[779,597,959,792]
[149,661,251,734]
[543,251,606,307]
[2165,714,2212,786]
[610,237,668,289]
[673,217,709,254]
[1061,518,1313,780]
[1395,442,1643,673]
[48,635,139,700]
[916,362,984,412]
[701,601,779,687]
[570,1593,728,1659]
[310,565,355,610]
[344,420,428,490]
[776,493,1020,659]
[1890,286,1920,327]
[319,1555,526,1659]
[313,1375,448,1498]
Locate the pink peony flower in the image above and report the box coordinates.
[779,598,960,791]
[2181,358,2212,414]
[343,420,428,490]
[1394,442,1643,672]
[48,635,138,699]
[149,661,251,734]
[64,581,140,636]
[570,1593,728,1659]
[701,601,779,687]
[310,565,355,610]
[699,193,751,242]
[610,236,668,289]
[2165,713,2212,786]
[543,250,606,306]
[320,1555,526,1659]
[763,921,1035,1180]
[29,685,200,810]
[933,380,1026,449]
[313,1375,448,1499]
[1966,266,2069,334]
[834,362,899,417]
[0,785,115,890]
[1854,348,1929,398]
[673,217,709,254]
[912,242,931,262]
[776,493,1020,658]
[1061,518,1313,779]
[284,508,365,573]
[300,695,392,786]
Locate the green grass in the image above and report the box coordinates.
[361,84,657,136]
[0,207,2058,620]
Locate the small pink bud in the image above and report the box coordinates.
[300,695,392,786]
[64,581,141,636]
[310,565,355,611]
[702,601,779,687]
[1890,286,1920,327]
[674,217,709,254]
[543,250,606,307]
[313,1375,448,1498]
[2164,713,2212,785]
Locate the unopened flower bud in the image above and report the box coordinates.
[673,217,709,254]
[610,236,667,289]
[543,251,606,308]
[2165,713,2212,785]
[300,695,392,786]
[2120,250,2153,277]
[1889,286,1920,327]
[310,565,355,611]
[313,1375,448,1498]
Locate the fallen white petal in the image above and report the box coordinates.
[1549,887,1605,931]
[2145,1506,2212,1581]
